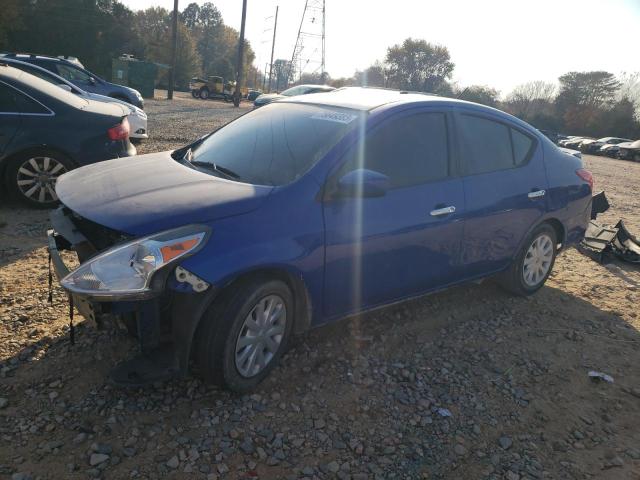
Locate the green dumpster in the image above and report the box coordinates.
[112,57,158,99]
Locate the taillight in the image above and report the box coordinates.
[576,168,594,191]
[107,117,130,141]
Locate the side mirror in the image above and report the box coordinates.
[334,168,390,198]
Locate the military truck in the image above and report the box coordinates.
[189,76,247,102]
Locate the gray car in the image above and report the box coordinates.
[253,84,335,108]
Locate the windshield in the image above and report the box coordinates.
[281,85,308,96]
[190,102,359,186]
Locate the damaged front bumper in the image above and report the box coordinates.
[47,215,217,387]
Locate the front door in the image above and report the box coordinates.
[454,111,548,277]
[323,109,465,318]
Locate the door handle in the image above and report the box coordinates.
[528,189,546,199]
[430,206,456,217]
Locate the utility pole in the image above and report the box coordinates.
[263,62,268,91]
[168,0,179,100]
[233,0,248,107]
[267,6,278,93]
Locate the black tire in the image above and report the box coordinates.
[497,223,557,296]
[191,90,199,98]
[194,278,294,393]
[5,150,75,208]
[199,88,210,100]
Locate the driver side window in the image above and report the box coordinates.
[55,64,91,84]
[339,112,450,188]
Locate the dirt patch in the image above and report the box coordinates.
[1,98,639,480]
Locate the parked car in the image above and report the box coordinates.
[47,87,593,391]
[599,142,624,158]
[580,137,631,155]
[1,53,144,109]
[617,140,640,161]
[0,64,135,207]
[247,89,262,101]
[561,136,594,150]
[253,84,335,108]
[3,58,148,141]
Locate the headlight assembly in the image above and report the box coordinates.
[61,225,210,299]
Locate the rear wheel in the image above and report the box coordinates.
[194,279,294,392]
[199,88,210,100]
[498,223,557,296]
[6,151,74,208]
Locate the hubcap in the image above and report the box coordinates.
[523,233,554,287]
[235,294,287,378]
[16,156,66,204]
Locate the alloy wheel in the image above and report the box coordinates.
[234,294,287,378]
[522,233,554,287]
[16,156,66,204]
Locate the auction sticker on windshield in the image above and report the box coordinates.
[311,111,358,124]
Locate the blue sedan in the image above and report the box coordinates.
[47,87,593,391]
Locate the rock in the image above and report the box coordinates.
[166,456,180,469]
[326,461,340,473]
[11,474,32,480]
[454,444,466,455]
[506,471,520,480]
[89,453,109,466]
[0,398,8,409]
[499,436,513,450]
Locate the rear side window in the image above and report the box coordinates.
[0,82,49,114]
[458,114,535,175]
[511,128,534,165]
[341,112,449,188]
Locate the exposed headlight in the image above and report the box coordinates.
[61,225,210,299]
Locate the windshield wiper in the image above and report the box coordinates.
[189,160,241,180]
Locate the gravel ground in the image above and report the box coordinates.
[0,96,639,480]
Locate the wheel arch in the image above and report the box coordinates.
[216,266,313,336]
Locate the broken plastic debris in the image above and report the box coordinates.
[588,371,614,383]
[437,408,452,417]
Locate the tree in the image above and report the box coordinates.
[456,85,499,107]
[618,72,640,121]
[354,61,387,88]
[0,0,23,46]
[557,71,620,108]
[385,38,454,92]
[272,59,291,91]
[505,81,556,118]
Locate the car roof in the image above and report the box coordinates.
[282,86,507,114]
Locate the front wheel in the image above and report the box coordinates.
[194,279,294,392]
[199,88,210,100]
[498,224,557,296]
[191,90,199,98]
[6,151,75,208]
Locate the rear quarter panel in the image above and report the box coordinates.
[541,139,592,245]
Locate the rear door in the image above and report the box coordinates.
[323,108,465,318]
[0,82,21,155]
[454,110,548,277]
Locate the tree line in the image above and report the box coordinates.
[321,38,640,139]
[0,0,258,89]
[1,2,638,138]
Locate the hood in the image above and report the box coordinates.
[255,93,284,105]
[56,151,274,236]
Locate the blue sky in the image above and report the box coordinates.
[121,0,640,95]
